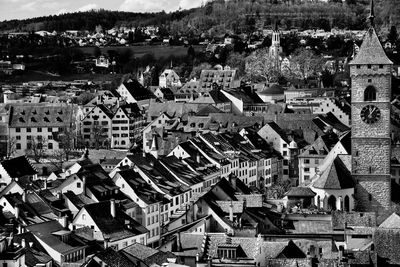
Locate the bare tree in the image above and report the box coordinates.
[6,137,17,159]
[26,137,47,163]
[245,48,280,83]
[286,48,324,80]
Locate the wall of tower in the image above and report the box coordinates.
[350,65,392,103]
[350,63,392,215]
[351,103,391,138]
[352,138,391,174]
[354,177,391,213]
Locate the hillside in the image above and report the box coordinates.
[0,0,398,35]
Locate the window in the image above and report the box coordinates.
[369,194,372,201]
[27,135,32,140]
[16,136,21,140]
[356,65,361,69]
[27,128,31,132]
[315,159,319,164]
[304,167,310,172]
[16,128,21,132]
[37,127,42,132]
[379,65,383,69]
[48,135,53,140]
[304,175,310,180]
[367,64,371,69]
[304,159,310,164]
[77,182,81,188]
[16,143,21,150]
[48,143,53,149]
[48,127,52,132]
[364,86,376,101]
[283,151,287,156]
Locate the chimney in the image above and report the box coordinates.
[110,199,116,218]
[230,175,237,191]
[229,201,234,222]
[339,246,344,261]
[15,205,19,219]
[43,177,47,190]
[176,231,182,252]
[196,153,201,164]
[22,190,26,202]
[60,215,68,228]
[104,239,109,249]
[21,239,26,248]
[82,176,87,195]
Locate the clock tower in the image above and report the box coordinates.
[350,0,393,217]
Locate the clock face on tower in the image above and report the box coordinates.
[360,105,381,124]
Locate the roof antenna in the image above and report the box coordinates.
[368,0,375,28]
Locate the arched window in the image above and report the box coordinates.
[344,195,350,212]
[364,86,376,101]
[328,195,337,211]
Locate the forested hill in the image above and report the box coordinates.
[0,0,399,34]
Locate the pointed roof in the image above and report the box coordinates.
[312,156,355,190]
[379,212,400,229]
[349,27,392,65]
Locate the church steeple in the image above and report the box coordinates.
[368,0,375,28]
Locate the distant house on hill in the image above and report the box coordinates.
[159,69,182,88]
[116,79,155,109]
[199,65,239,92]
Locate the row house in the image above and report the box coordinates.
[81,104,113,148]
[81,103,144,149]
[258,122,299,183]
[170,131,281,189]
[116,154,192,233]
[72,200,148,251]
[112,168,167,247]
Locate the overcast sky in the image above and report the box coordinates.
[0,0,204,21]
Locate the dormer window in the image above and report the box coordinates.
[44,117,50,122]
[56,117,63,122]
[31,117,37,122]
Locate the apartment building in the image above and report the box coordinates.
[8,103,81,153]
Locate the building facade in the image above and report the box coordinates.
[349,16,393,218]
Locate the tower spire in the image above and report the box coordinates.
[368,0,375,28]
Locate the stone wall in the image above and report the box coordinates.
[352,138,391,174]
[354,178,391,216]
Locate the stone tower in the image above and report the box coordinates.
[349,0,393,217]
[269,23,282,71]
